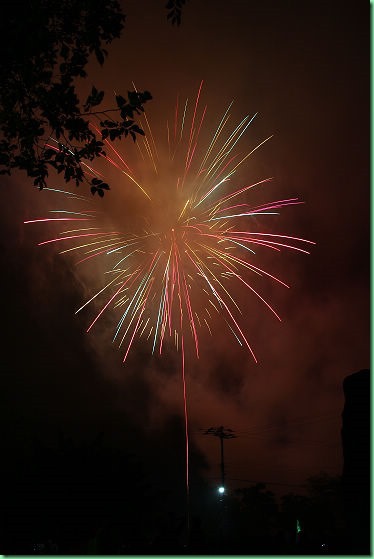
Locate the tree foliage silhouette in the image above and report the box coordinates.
[0,0,187,194]
[165,0,187,25]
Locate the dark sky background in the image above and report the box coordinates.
[1,0,369,503]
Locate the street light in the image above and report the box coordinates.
[218,486,225,494]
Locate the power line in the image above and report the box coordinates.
[216,413,339,437]
[196,414,340,445]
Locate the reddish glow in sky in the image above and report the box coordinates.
[1,0,369,496]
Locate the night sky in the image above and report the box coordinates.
[1,0,369,504]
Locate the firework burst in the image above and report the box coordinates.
[25,81,314,366]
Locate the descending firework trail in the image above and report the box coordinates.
[25,81,314,508]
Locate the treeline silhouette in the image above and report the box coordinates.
[0,434,348,554]
[2,369,369,554]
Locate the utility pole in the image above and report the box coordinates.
[203,426,237,547]
[203,426,237,492]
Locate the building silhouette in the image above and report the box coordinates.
[341,368,370,554]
